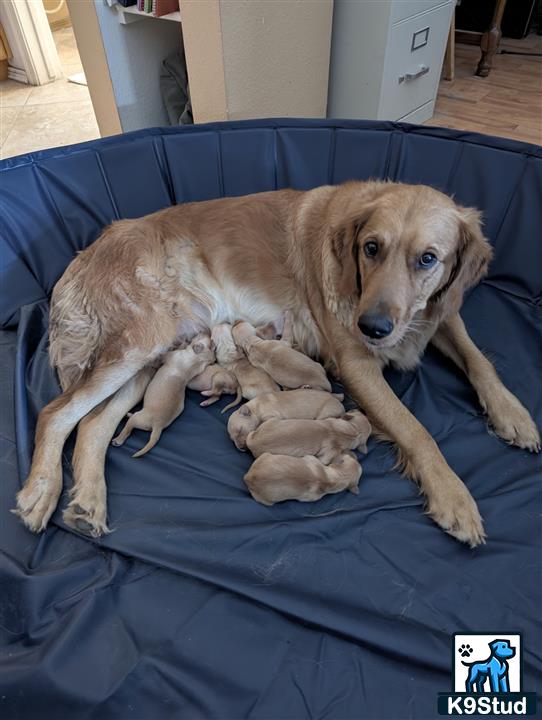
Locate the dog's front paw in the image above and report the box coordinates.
[425,471,485,548]
[63,481,109,538]
[13,469,63,532]
[484,389,540,452]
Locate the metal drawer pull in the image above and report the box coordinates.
[398,65,430,83]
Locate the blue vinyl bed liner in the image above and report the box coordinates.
[0,119,540,720]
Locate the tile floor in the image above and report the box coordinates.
[0,26,100,160]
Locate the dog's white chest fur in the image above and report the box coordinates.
[209,280,283,328]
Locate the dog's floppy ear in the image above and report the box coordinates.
[322,203,376,316]
[239,405,252,417]
[431,206,493,316]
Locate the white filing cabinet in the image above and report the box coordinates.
[328,0,454,123]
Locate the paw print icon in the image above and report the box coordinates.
[459,643,473,658]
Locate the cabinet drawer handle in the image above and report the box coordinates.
[398,65,430,83]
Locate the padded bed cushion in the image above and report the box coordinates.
[0,119,541,719]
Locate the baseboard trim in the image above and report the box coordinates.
[8,65,29,83]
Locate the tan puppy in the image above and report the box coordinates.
[112,333,215,456]
[187,323,244,407]
[246,410,371,464]
[232,320,331,391]
[227,389,345,451]
[211,323,280,413]
[188,364,239,407]
[244,452,362,505]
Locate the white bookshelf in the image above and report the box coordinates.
[107,1,181,25]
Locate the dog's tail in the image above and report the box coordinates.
[49,274,106,391]
[132,427,162,458]
[221,388,243,414]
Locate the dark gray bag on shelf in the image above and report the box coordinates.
[160,48,193,125]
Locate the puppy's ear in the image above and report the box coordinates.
[240,405,252,417]
[431,207,493,316]
[256,321,280,340]
[192,340,207,354]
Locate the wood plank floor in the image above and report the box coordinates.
[429,34,542,145]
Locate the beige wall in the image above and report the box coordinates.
[182,0,333,123]
[42,0,71,29]
[219,0,333,120]
[176,0,227,124]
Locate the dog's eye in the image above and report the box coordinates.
[418,252,437,269]
[364,241,379,258]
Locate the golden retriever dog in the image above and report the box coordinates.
[14,181,540,546]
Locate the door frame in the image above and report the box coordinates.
[1,0,62,84]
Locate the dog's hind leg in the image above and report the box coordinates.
[63,368,154,537]
[14,354,150,533]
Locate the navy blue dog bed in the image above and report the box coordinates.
[1,120,541,719]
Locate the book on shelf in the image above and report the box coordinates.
[152,0,179,16]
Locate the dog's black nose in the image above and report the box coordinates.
[358,313,394,339]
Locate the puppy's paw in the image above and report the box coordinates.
[425,473,485,548]
[485,389,540,452]
[13,471,63,533]
[63,483,109,538]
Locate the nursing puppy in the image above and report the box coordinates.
[228,389,345,451]
[232,320,331,391]
[188,324,244,407]
[211,323,280,413]
[246,410,371,464]
[112,333,214,456]
[187,364,239,407]
[244,451,361,505]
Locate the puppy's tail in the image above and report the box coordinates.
[221,388,243,414]
[132,427,162,458]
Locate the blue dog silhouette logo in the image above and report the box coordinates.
[439,633,537,715]
[460,639,516,693]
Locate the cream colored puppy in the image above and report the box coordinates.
[227,389,345,451]
[211,323,280,413]
[232,320,331,391]
[244,452,361,505]
[188,364,239,407]
[112,333,215,456]
[246,410,371,464]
